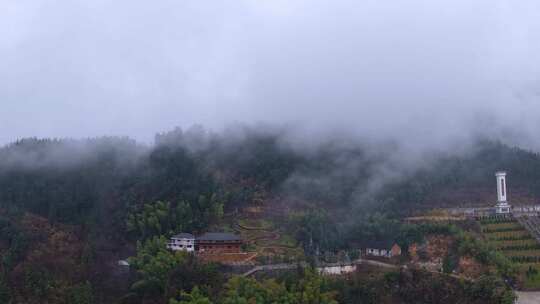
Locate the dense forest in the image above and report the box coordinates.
[1,125,539,303]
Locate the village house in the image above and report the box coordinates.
[167,232,243,254]
[166,233,196,252]
[197,232,243,254]
[361,240,401,258]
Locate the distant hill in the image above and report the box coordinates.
[2,127,540,302]
[2,130,540,224]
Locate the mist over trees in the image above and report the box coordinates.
[2,125,540,226]
[0,125,539,303]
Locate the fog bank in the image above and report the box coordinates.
[1,0,539,151]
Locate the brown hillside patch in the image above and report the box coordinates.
[457,256,485,279]
[423,186,538,209]
[409,235,455,270]
[425,235,454,262]
[0,212,104,303]
[8,213,88,299]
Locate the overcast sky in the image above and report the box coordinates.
[1,0,539,150]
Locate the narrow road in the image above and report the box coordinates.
[516,215,540,243]
[242,259,396,276]
[242,258,474,283]
[515,291,540,304]
[243,263,304,276]
[359,259,398,269]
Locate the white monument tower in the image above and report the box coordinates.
[495,171,511,214]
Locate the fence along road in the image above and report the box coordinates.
[515,215,540,243]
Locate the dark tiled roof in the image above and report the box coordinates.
[197,232,242,241]
[172,233,195,239]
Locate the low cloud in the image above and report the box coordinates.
[1,0,539,153]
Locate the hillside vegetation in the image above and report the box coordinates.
[1,126,539,303]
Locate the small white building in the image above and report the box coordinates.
[362,241,402,258]
[318,264,357,275]
[117,260,130,267]
[167,233,195,252]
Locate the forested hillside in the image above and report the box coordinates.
[1,126,539,303]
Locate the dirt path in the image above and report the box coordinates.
[359,259,398,269]
[253,231,280,244]
[236,221,272,231]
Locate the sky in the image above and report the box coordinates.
[1,0,539,151]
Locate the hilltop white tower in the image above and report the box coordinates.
[495,171,511,214]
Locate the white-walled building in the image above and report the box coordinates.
[362,240,402,258]
[318,264,357,275]
[167,233,195,252]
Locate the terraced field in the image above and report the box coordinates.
[482,222,524,231]
[233,218,304,263]
[485,230,531,240]
[490,239,539,250]
[480,217,540,289]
